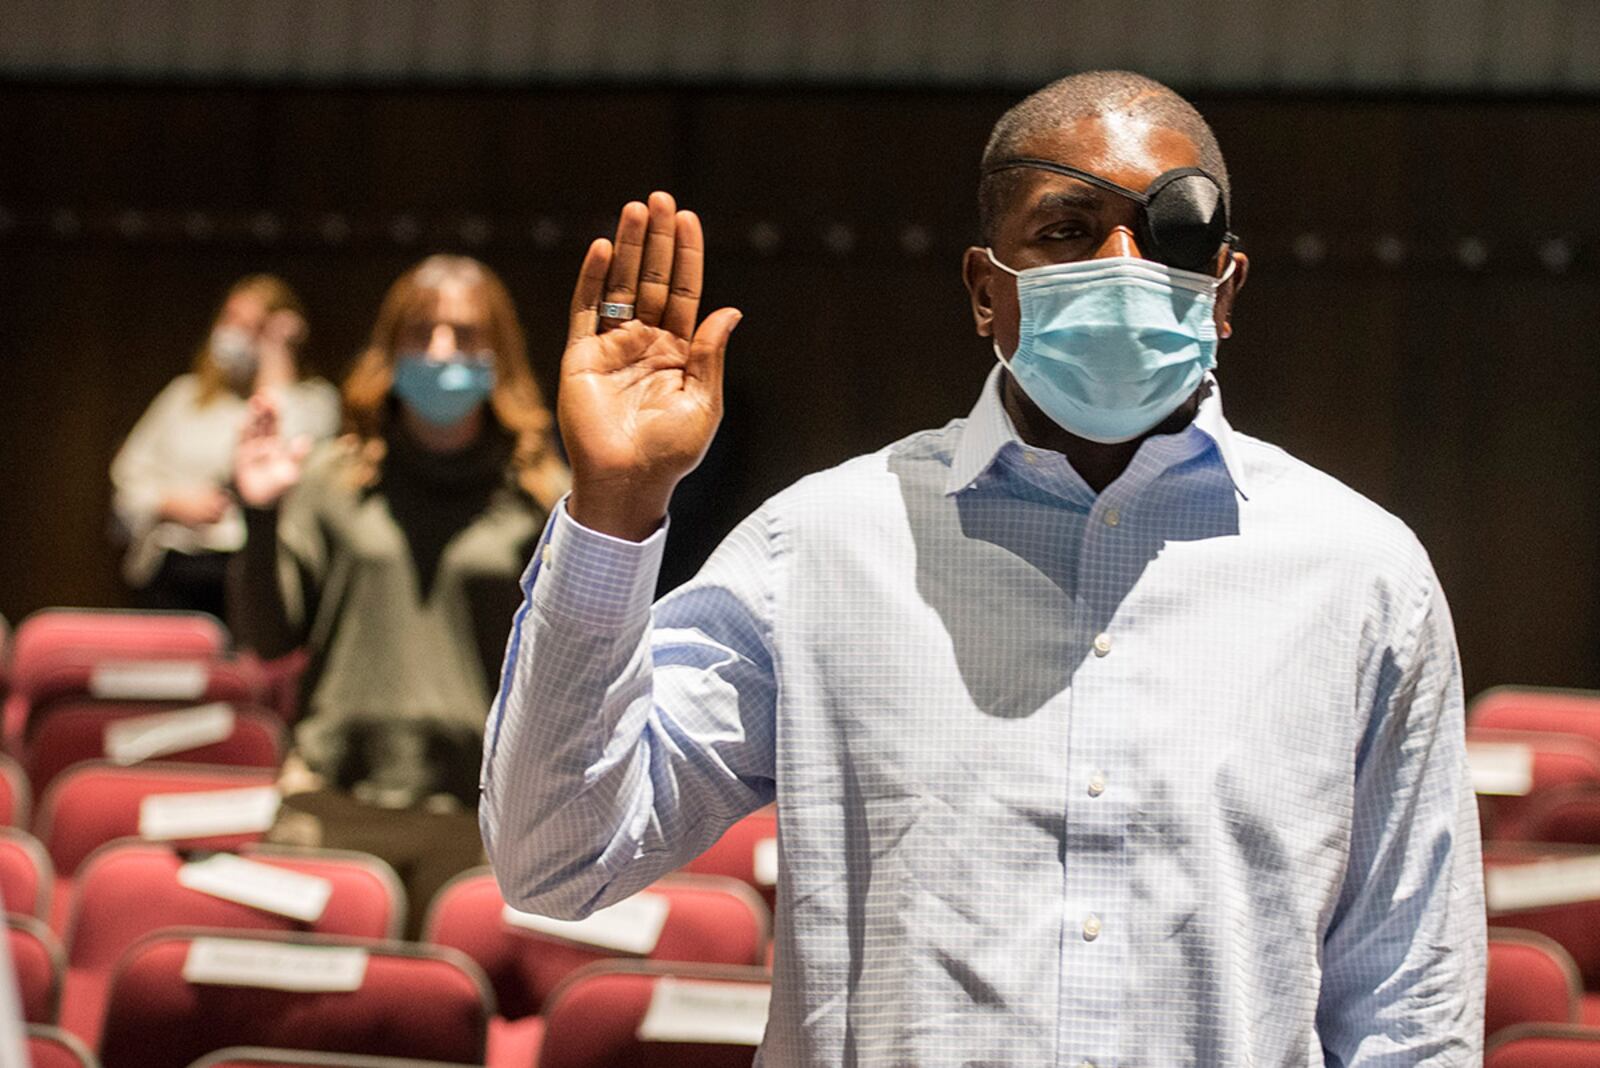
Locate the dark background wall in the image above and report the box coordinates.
[1,82,1598,700]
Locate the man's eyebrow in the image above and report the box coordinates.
[1026,187,1107,214]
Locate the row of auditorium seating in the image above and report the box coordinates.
[18,609,1600,1062]
[1473,687,1600,1064]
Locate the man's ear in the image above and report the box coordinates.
[1214,250,1249,339]
[962,246,996,338]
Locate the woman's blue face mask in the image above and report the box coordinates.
[392,353,495,428]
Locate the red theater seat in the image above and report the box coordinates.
[537,961,769,1068]
[1523,786,1600,847]
[25,1025,96,1068]
[25,700,285,800]
[34,762,279,877]
[1470,727,1600,841]
[681,808,778,912]
[0,827,54,920]
[3,609,236,749]
[1473,688,1600,747]
[1488,927,1582,1041]
[60,841,404,1047]
[1485,844,1600,1025]
[188,1048,480,1068]
[96,929,493,1068]
[1487,1023,1600,1066]
[425,870,767,1068]
[0,752,32,828]
[10,915,64,1024]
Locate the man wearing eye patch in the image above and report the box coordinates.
[483,70,1484,1066]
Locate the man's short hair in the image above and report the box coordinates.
[978,70,1231,244]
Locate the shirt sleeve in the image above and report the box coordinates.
[1317,572,1486,1066]
[109,375,193,540]
[480,497,780,920]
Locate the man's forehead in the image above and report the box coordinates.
[1011,112,1202,194]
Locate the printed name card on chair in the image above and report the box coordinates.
[89,661,209,701]
[1470,742,1536,796]
[1488,855,1600,912]
[182,937,370,992]
[104,703,237,765]
[753,838,778,886]
[139,786,281,840]
[637,976,772,1045]
[177,854,334,922]
[503,891,671,954]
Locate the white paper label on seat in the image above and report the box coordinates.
[89,660,208,700]
[182,937,368,992]
[753,837,778,886]
[637,977,771,1045]
[138,785,281,840]
[1487,854,1600,912]
[104,703,236,765]
[177,853,333,922]
[1467,742,1535,796]
[502,891,670,954]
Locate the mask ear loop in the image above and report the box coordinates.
[985,247,1021,276]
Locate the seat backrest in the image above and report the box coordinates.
[680,809,778,912]
[538,961,770,1068]
[1472,688,1600,745]
[424,870,768,1019]
[24,1025,97,1068]
[1521,786,1600,847]
[10,914,64,1024]
[0,826,54,920]
[1486,1023,1600,1067]
[97,929,493,1068]
[1485,846,1600,987]
[0,751,31,828]
[26,701,286,801]
[1488,927,1582,1040]
[34,762,279,875]
[1471,727,1600,840]
[66,840,404,971]
[188,1047,479,1068]
[8,611,227,684]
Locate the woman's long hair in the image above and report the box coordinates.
[191,274,307,404]
[342,254,569,510]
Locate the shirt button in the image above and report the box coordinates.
[1087,772,1106,797]
[1083,914,1102,941]
[541,544,553,566]
[1092,633,1111,657]
[1103,508,1121,527]
[1023,451,1039,466]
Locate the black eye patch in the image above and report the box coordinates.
[985,158,1236,272]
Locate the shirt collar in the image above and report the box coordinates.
[944,365,1251,500]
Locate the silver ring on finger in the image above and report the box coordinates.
[599,301,636,321]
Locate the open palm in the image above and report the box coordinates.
[560,192,741,540]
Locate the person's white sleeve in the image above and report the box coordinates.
[109,375,193,540]
[480,498,779,920]
[1317,575,1486,1066]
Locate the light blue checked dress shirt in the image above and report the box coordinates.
[482,368,1485,1067]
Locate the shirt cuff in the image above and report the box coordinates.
[531,497,667,630]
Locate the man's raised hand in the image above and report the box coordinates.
[560,191,742,541]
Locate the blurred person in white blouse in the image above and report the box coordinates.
[110,274,340,618]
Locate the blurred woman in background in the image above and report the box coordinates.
[230,254,567,925]
[110,274,339,618]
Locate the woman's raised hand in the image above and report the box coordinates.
[234,392,312,508]
[560,191,742,541]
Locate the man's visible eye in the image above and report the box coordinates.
[1040,221,1091,241]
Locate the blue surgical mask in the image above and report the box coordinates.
[987,251,1234,444]
[392,354,495,427]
